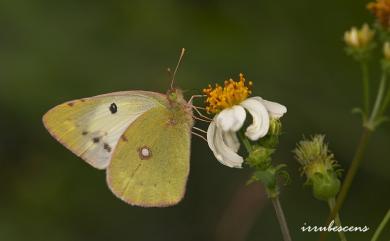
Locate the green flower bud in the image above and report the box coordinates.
[257,119,282,148]
[311,171,341,201]
[269,118,282,136]
[246,146,274,169]
[293,135,342,201]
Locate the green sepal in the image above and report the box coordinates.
[310,171,341,201]
[245,145,274,169]
[345,42,376,62]
[249,169,277,190]
[277,169,291,186]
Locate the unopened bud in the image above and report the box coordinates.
[344,24,374,49]
[293,135,342,201]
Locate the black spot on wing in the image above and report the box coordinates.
[103,143,112,152]
[82,131,88,135]
[109,103,117,114]
[92,137,100,143]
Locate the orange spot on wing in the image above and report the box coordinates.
[121,135,128,142]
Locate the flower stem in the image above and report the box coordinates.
[370,209,390,241]
[321,67,385,241]
[240,132,292,241]
[378,86,390,116]
[238,132,252,153]
[323,128,372,235]
[327,198,347,241]
[367,73,387,127]
[271,197,292,241]
[361,61,371,114]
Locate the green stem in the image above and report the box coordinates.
[328,198,347,241]
[361,61,371,114]
[378,85,390,116]
[271,196,293,241]
[321,67,386,241]
[238,132,252,153]
[240,132,292,241]
[371,209,390,241]
[320,129,371,241]
[327,128,372,223]
[368,73,387,128]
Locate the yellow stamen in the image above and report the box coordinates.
[203,73,252,114]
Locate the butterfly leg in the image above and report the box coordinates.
[192,126,207,133]
[192,126,208,142]
[188,95,212,121]
[193,116,211,123]
[191,131,208,142]
[187,94,206,104]
[192,106,212,121]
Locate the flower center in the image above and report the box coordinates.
[203,73,252,114]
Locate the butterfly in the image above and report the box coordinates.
[43,49,207,207]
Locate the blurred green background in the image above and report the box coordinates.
[0,0,389,240]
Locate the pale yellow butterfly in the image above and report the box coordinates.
[43,49,207,207]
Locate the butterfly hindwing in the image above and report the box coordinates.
[107,105,193,207]
[43,91,166,169]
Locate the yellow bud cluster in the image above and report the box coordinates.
[344,24,375,49]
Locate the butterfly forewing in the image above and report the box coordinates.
[43,91,166,169]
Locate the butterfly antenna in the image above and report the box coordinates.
[170,48,186,89]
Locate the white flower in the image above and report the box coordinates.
[207,97,286,168]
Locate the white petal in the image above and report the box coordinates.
[240,97,270,141]
[207,121,218,157]
[215,128,244,168]
[216,106,246,132]
[253,97,287,118]
[207,120,243,168]
[230,105,246,131]
[223,131,240,152]
[216,108,236,132]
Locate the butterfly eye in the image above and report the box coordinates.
[109,103,117,114]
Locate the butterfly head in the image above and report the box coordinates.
[167,88,186,105]
[165,48,191,110]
